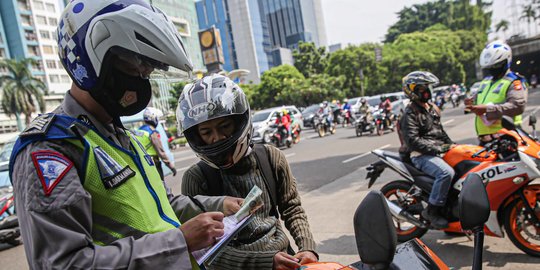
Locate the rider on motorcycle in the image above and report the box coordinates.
[399,71,456,229]
[379,95,394,128]
[359,98,373,122]
[318,101,333,127]
[342,98,353,126]
[275,111,290,142]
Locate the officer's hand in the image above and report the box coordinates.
[294,251,318,265]
[471,105,487,115]
[180,212,224,252]
[464,97,474,106]
[273,252,301,270]
[223,196,243,216]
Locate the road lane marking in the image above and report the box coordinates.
[285,153,296,158]
[443,119,455,125]
[342,144,391,164]
[308,134,319,139]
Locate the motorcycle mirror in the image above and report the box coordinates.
[459,174,490,230]
[501,116,516,131]
[529,115,537,126]
[353,190,397,269]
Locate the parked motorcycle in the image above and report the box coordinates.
[373,109,395,136]
[355,113,374,137]
[314,114,336,137]
[0,185,20,246]
[366,116,540,257]
[301,176,490,270]
[268,124,292,148]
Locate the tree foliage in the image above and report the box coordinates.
[0,58,47,130]
[385,0,491,43]
[292,41,328,78]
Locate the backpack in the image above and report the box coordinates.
[196,144,280,219]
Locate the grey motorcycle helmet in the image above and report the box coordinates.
[176,74,252,169]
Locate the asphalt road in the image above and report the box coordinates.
[2,91,540,269]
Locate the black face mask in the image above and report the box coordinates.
[483,60,508,80]
[414,85,432,103]
[91,67,152,118]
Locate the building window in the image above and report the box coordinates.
[45,60,56,69]
[33,0,44,10]
[0,49,5,58]
[35,75,45,83]
[18,0,30,11]
[32,61,43,71]
[28,46,40,56]
[61,75,70,83]
[42,45,54,55]
[36,15,47,25]
[39,30,50,40]
[25,29,37,42]
[45,3,55,12]
[49,74,59,83]
[0,35,3,44]
[48,17,58,26]
[21,15,33,26]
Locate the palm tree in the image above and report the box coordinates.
[520,4,536,36]
[495,19,510,39]
[0,58,47,131]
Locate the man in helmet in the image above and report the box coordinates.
[342,98,353,126]
[318,101,333,127]
[359,98,373,122]
[178,74,318,270]
[9,1,242,269]
[134,107,177,180]
[465,40,527,144]
[399,71,455,229]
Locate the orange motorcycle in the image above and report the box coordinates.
[366,116,540,257]
[298,174,489,270]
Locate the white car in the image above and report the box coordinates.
[252,106,303,144]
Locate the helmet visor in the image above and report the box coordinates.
[109,47,169,79]
[177,79,249,133]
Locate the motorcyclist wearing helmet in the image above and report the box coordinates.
[379,95,394,128]
[9,1,243,268]
[342,98,353,126]
[178,74,318,270]
[135,107,177,180]
[399,71,456,229]
[359,98,373,122]
[465,40,528,144]
[318,101,333,127]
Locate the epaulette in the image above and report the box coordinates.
[20,114,56,137]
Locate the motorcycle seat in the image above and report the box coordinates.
[380,150,402,161]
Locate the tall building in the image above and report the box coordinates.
[0,0,71,94]
[150,0,204,71]
[196,0,326,83]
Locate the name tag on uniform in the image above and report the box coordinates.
[94,147,136,189]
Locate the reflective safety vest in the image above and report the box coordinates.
[132,129,158,156]
[11,115,199,269]
[475,74,523,135]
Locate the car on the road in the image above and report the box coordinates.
[252,106,303,144]
[301,104,321,128]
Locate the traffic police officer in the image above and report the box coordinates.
[465,40,528,144]
[9,1,241,269]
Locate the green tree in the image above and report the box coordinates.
[0,58,47,130]
[169,81,189,110]
[495,19,510,37]
[385,0,491,43]
[292,41,328,78]
[257,65,305,108]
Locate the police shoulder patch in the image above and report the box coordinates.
[513,80,523,91]
[31,150,73,196]
[21,114,56,137]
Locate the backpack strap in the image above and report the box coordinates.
[252,144,279,219]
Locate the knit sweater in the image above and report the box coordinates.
[182,144,316,270]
